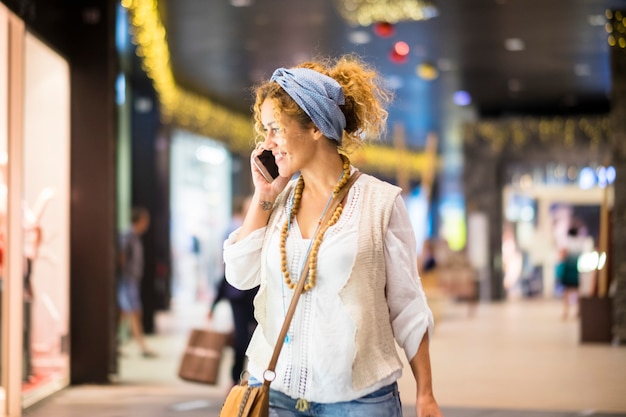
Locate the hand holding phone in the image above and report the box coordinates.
[253,149,279,183]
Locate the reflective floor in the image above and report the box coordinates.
[24,297,626,417]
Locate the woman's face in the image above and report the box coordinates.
[260,99,316,178]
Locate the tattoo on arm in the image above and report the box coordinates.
[260,201,273,211]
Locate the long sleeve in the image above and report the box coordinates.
[384,195,434,361]
[223,226,266,290]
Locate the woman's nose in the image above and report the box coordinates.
[263,132,274,148]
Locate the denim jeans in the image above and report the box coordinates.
[267,382,402,417]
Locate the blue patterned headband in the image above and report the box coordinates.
[270,67,346,144]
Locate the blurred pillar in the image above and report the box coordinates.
[609,28,626,343]
[130,82,168,335]
[463,139,505,301]
[68,0,118,382]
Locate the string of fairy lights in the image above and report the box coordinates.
[334,0,438,26]
[607,9,626,49]
[464,9,618,153]
[120,0,435,181]
[464,116,611,153]
[120,0,253,154]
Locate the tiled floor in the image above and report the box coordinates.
[24,297,626,417]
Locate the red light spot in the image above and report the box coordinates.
[373,22,395,37]
[394,41,410,56]
[389,50,408,64]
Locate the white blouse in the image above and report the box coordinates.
[223,177,433,403]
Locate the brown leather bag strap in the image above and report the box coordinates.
[262,170,362,386]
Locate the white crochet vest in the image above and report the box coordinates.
[250,173,403,390]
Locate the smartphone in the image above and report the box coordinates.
[253,149,279,183]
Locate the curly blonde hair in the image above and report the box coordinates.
[252,54,392,153]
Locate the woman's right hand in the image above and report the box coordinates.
[250,144,290,200]
[233,145,291,243]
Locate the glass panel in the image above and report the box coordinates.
[21,32,70,406]
[1,7,27,414]
[0,4,8,409]
[169,130,231,306]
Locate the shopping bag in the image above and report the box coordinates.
[178,328,230,385]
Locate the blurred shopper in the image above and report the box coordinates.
[557,225,584,320]
[502,223,524,298]
[224,56,442,417]
[435,243,479,317]
[419,238,438,273]
[210,196,258,386]
[117,207,156,358]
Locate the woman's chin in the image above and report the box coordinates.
[278,169,293,179]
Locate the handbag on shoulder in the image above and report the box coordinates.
[218,172,361,417]
[219,377,271,417]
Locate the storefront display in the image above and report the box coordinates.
[502,163,614,300]
[1,6,70,413]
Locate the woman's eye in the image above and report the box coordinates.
[262,126,279,134]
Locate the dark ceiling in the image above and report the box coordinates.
[159,0,624,149]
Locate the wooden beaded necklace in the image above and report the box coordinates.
[280,154,351,292]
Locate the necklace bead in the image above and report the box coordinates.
[280,154,351,292]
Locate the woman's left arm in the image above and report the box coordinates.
[409,332,443,417]
[385,195,442,417]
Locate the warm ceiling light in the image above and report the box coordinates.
[504,38,525,51]
[605,9,626,48]
[416,62,438,80]
[336,0,438,26]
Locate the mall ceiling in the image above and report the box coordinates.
[160,0,622,148]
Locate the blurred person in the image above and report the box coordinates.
[419,238,437,274]
[117,207,156,358]
[557,225,585,320]
[440,249,479,317]
[417,238,450,324]
[224,55,442,417]
[209,196,258,386]
[502,223,523,298]
[417,238,439,294]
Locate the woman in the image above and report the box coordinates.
[224,55,442,417]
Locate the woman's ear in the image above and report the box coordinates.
[311,125,324,141]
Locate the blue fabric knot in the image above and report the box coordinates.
[270,67,346,144]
